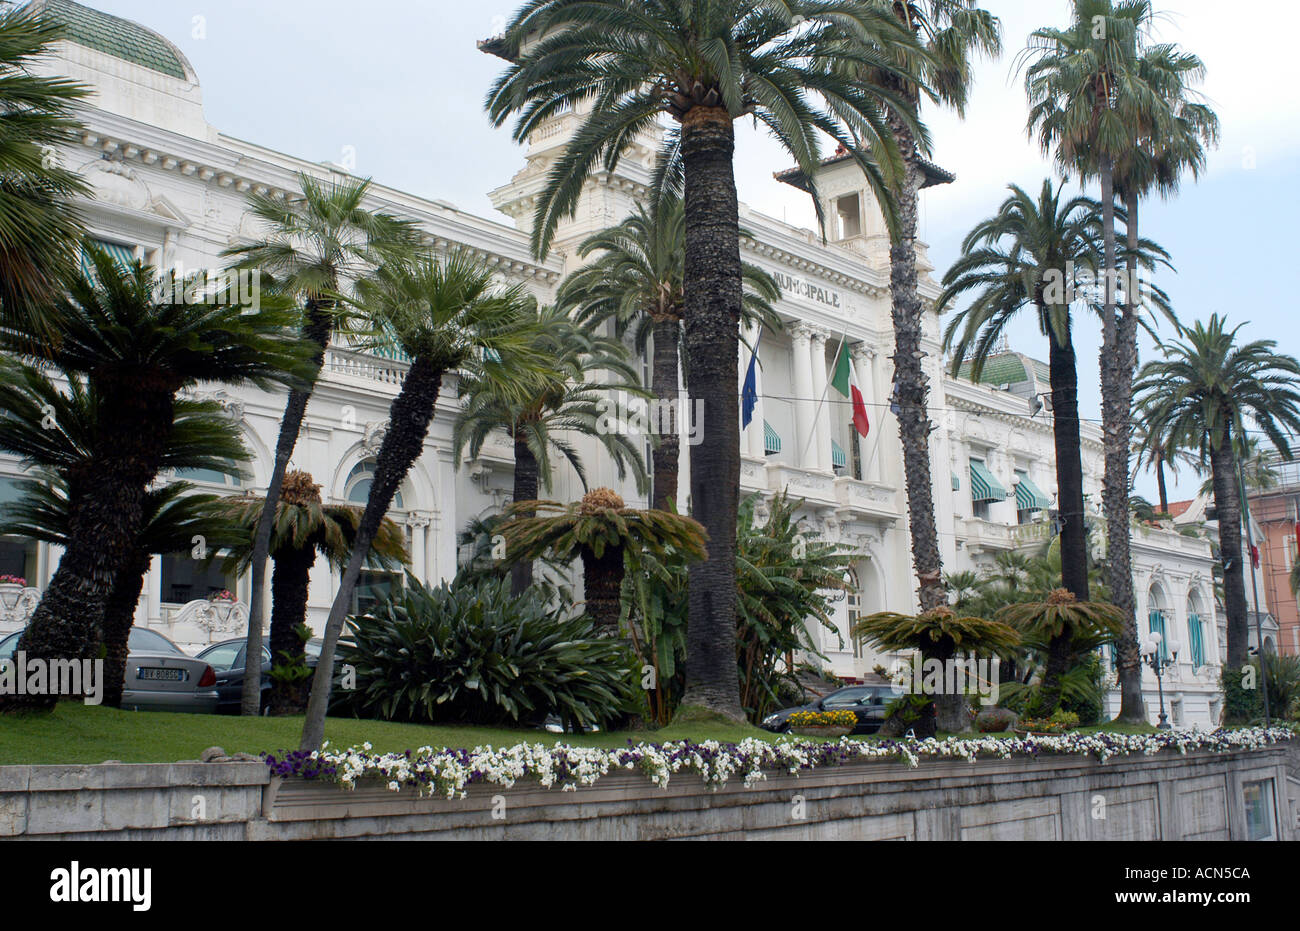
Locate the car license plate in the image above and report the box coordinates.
[138,667,185,682]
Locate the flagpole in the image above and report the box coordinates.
[799,329,848,467]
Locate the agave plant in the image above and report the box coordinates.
[501,488,708,635]
[997,589,1125,717]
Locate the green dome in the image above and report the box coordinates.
[33,0,191,80]
[957,351,1050,388]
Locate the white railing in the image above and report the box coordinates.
[160,598,249,637]
[323,347,408,388]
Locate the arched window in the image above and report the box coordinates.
[344,461,404,510]
[1148,585,1170,663]
[1187,591,1208,668]
[175,467,242,488]
[846,567,864,659]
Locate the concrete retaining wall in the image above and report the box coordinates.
[2,743,1296,840]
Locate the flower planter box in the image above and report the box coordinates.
[789,726,852,738]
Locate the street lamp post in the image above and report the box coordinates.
[1140,632,1182,730]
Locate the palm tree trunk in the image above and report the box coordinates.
[1038,318,1089,714]
[240,303,331,715]
[1100,158,1145,724]
[1212,436,1250,670]
[677,106,745,722]
[268,544,315,715]
[1156,456,1169,515]
[300,356,444,751]
[651,316,681,511]
[510,434,539,596]
[580,546,624,634]
[101,549,151,709]
[4,386,173,712]
[885,112,954,728]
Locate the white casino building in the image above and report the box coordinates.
[0,1,1224,727]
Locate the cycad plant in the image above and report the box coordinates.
[300,251,548,750]
[217,471,406,714]
[224,173,417,715]
[501,487,708,635]
[852,605,1020,732]
[1134,315,1300,670]
[0,5,89,330]
[454,302,647,594]
[0,251,311,710]
[487,0,923,721]
[997,588,1125,716]
[557,195,781,510]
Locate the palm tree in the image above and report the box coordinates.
[300,250,548,750]
[0,389,251,707]
[1135,315,1300,671]
[858,0,1002,616]
[218,471,406,714]
[939,180,1168,704]
[0,5,89,332]
[557,195,782,510]
[0,251,311,710]
[501,488,707,634]
[1022,0,1184,723]
[941,180,1106,605]
[224,173,418,715]
[1132,417,1200,515]
[487,0,920,721]
[454,302,647,594]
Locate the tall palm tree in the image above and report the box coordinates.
[487,0,920,720]
[1132,417,1200,515]
[557,195,782,511]
[0,388,251,707]
[501,487,707,635]
[1022,0,1178,723]
[1135,315,1300,671]
[859,0,1002,616]
[218,471,406,714]
[941,180,1104,604]
[454,302,647,595]
[224,173,418,715]
[300,250,548,750]
[0,4,89,332]
[0,250,310,710]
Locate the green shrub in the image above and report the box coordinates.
[340,573,634,729]
[1060,653,1104,725]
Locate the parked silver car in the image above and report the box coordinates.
[0,626,219,713]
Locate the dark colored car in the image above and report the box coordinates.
[196,637,323,714]
[761,683,903,735]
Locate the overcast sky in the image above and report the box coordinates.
[80,0,1300,503]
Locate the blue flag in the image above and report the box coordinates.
[741,345,759,429]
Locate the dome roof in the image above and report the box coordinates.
[956,351,1050,390]
[31,0,193,81]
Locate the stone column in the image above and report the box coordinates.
[790,325,816,470]
[810,329,832,472]
[407,514,429,583]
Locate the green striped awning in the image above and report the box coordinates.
[969,460,1007,503]
[1014,474,1052,511]
[81,239,138,276]
[831,439,847,468]
[764,420,781,455]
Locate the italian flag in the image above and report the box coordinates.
[831,344,870,438]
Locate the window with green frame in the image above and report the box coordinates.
[1148,610,1169,662]
[1188,612,1205,667]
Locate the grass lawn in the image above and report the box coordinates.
[0,704,1164,766]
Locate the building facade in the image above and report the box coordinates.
[0,0,1224,727]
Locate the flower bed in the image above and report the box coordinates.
[263,726,1296,800]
